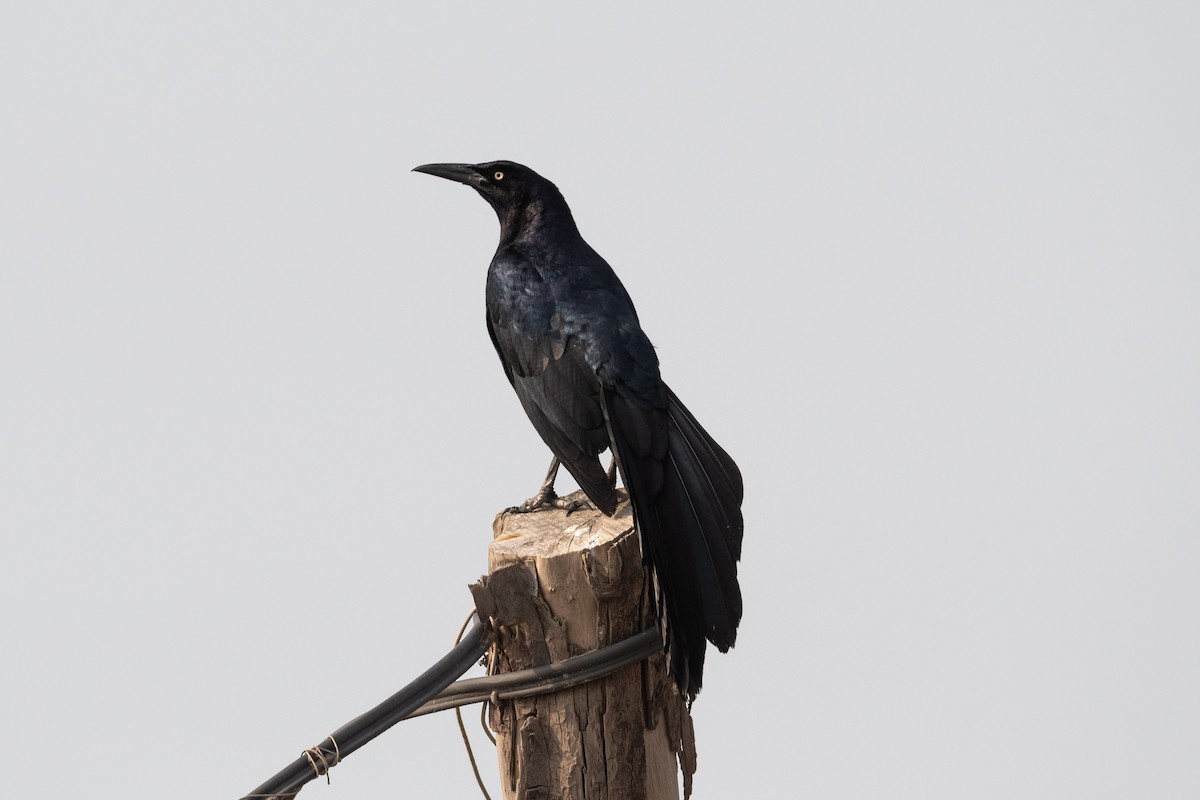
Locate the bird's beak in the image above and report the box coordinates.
[412,163,481,186]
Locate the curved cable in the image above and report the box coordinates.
[411,628,661,717]
[239,624,663,799]
[240,620,489,800]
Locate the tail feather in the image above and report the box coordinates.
[667,389,744,549]
[603,383,743,700]
[666,397,743,570]
[664,419,742,643]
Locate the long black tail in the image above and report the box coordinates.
[604,383,743,700]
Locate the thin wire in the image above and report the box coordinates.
[480,635,497,745]
[480,700,495,746]
[299,736,341,787]
[301,745,330,784]
[454,610,493,800]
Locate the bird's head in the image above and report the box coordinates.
[413,160,574,238]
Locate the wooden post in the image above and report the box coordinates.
[469,490,697,800]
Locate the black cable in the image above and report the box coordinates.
[239,624,664,798]
[409,628,662,717]
[240,621,489,800]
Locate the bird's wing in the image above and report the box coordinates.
[486,259,618,513]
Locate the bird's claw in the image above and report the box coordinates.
[506,490,591,516]
[556,496,591,515]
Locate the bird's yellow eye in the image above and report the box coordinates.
[494,171,504,180]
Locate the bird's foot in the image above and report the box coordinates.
[506,489,591,516]
[553,495,592,515]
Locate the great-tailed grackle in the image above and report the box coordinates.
[414,161,743,700]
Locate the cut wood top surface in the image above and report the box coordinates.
[490,489,635,567]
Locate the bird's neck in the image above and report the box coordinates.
[498,197,582,252]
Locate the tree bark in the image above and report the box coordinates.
[469,490,696,800]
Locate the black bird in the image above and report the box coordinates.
[414,161,743,700]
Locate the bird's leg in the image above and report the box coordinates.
[507,455,590,515]
[606,453,619,488]
[530,455,562,507]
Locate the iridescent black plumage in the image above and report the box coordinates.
[415,161,743,699]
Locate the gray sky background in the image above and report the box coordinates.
[2,3,1198,798]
